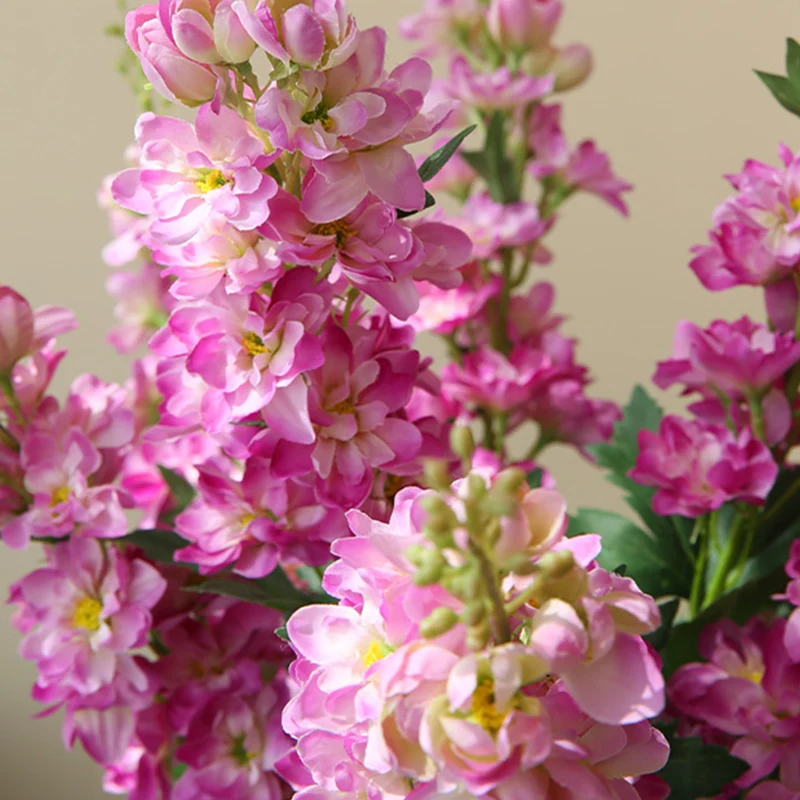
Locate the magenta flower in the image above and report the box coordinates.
[400,0,483,56]
[150,272,326,436]
[283,323,424,509]
[174,683,294,800]
[654,317,800,397]
[670,618,800,795]
[126,4,220,105]
[630,416,778,517]
[174,456,347,577]
[446,56,554,110]
[2,427,128,549]
[451,192,550,260]
[11,538,166,703]
[112,104,277,245]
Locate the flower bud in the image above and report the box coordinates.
[172,5,220,64]
[493,468,526,497]
[214,0,257,63]
[504,553,539,576]
[420,607,459,639]
[424,459,451,491]
[414,549,446,586]
[467,617,491,651]
[126,5,217,106]
[282,3,326,67]
[552,43,593,92]
[465,473,487,501]
[462,600,486,626]
[450,425,476,462]
[487,0,563,51]
[0,287,34,373]
[537,549,575,579]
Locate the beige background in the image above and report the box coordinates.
[0,1,795,797]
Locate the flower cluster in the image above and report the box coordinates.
[1,0,677,798]
[669,615,800,799]
[284,457,668,799]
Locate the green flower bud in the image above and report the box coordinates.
[424,459,451,491]
[462,599,486,626]
[413,549,446,586]
[420,607,460,639]
[450,425,476,462]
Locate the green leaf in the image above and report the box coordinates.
[296,565,325,594]
[275,624,289,642]
[460,150,491,182]
[787,38,800,83]
[568,508,692,598]
[157,466,196,524]
[656,730,748,799]
[396,191,436,219]
[232,420,268,428]
[417,125,477,183]
[183,566,335,613]
[122,528,191,564]
[755,70,800,116]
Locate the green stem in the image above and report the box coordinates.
[526,429,555,462]
[689,516,709,618]
[761,474,800,527]
[747,392,766,442]
[703,513,747,609]
[505,576,543,616]
[727,519,757,590]
[341,288,359,327]
[0,373,23,424]
[479,409,496,451]
[494,413,508,457]
[794,274,800,341]
[468,538,511,644]
[489,249,514,354]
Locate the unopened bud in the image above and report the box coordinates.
[0,287,34,373]
[537,549,575,579]
[420,607,459,639]
[462,600,486,626]
[482,494,518,518]
[466,473,488,501]
[487,0,562,50]
[450,425,476,462]
[414,549,446,586]
[424,459,451,491]
[505,553,539,576]
[405,544,428,567]
[493,468,526,496]
[552,43,593,92]
[466,617,491,651]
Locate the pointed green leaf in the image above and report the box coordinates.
[787,38,800,83]
[460,150,491,182]
[755,70,800,116]
[644,597,680,651]
[417,124,477,183]
[157,466,196,524]
[123,528,191,564]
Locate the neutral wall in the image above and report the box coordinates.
[0,2,795,797]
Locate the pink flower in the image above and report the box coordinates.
[487,0,563,50]
[2,427,129,549]
[107,264,173,354]
[0,287,76,376]
[112,105,277,245]
[451,192,549,260]
[282,322,424,509]
[174,456,347,577]
[654,317,800,397]
[174,683,294,800]
[630,416,778,517]
[670,618,800,794]
[446,56,554,110]
[126,4,220,105]
[11,538,166,703]
[159,0,257,65]
[265,191,470,319]
[232,0,357,69]
[154,224,283,300]
[400,0,483,56]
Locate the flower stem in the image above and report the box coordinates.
[468,538,511,644]
[689,515,709,618]
[747,392,766,441]
[702,513,747,609]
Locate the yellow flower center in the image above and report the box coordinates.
[470,680,507,734]
[363,640,392,669]
[50,486,70,507]
[791,197,800,213]
[196,168,229,194]
[73,597,103,632]
[311,219,355,247]
[330,398,356,416]
[242,331,269,356]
